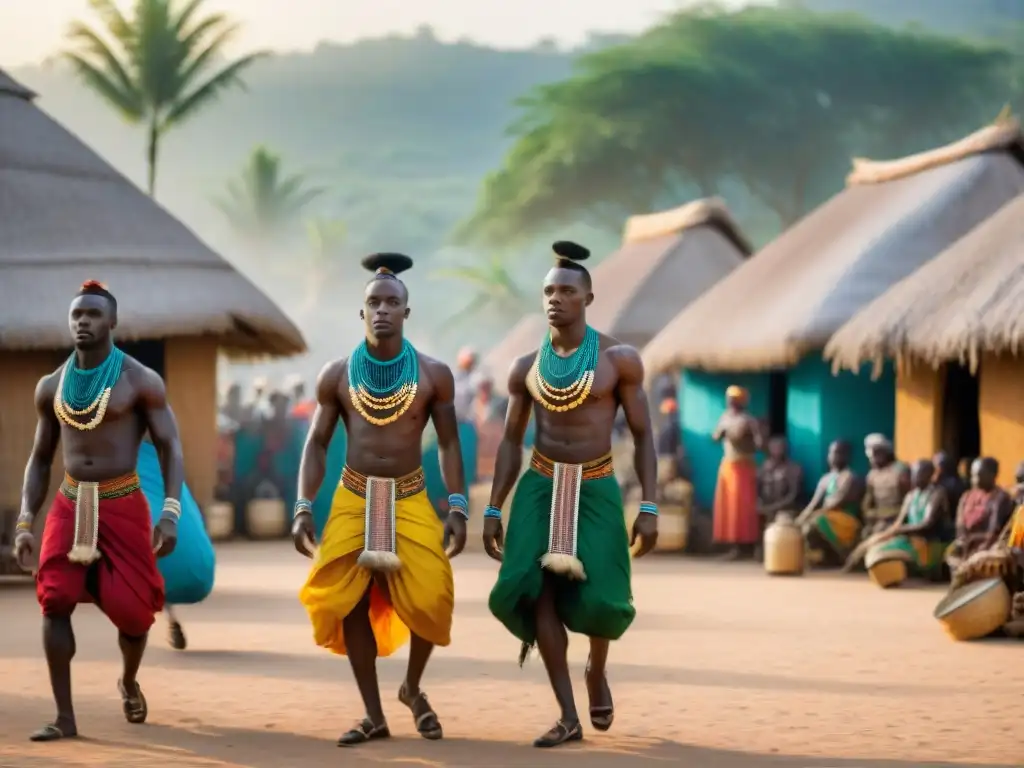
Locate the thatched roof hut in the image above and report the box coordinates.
[481,314,547,394]
[643,120,1024,374]
[0,70,305,514]
[0,70,305,357]
[587,197,751,349]
[825,193,1024,374]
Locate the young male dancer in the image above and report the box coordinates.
[14,280,181,741]
[484,242,659,747]
[291,254,468,746]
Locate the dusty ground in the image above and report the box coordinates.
[0,543,1019,768]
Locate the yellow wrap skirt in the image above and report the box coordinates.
[299,467,454,657]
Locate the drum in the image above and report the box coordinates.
[865,544,908,588]
[933,577,1011,641]
[205,501,235,541]
[246,498,287,539]
[763,513,804,575]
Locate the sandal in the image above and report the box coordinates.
[337,718,390,747]
[534,719,583,748]
[398,682,443,740]
[168,620,187,651]
[29,722,76,742]
[585,659,614,732]
[118,678,148,724]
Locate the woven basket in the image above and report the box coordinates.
[246,498,287,540]
[205,501,235,541]
[934,577,1011,641]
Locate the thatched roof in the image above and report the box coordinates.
[586,198,751,349]
[481,314,547,394]
[824,193,1024,374]
[643,120,1024,374]
[0,70,305,357]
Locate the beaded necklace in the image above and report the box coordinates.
[534,325,599,412]
[348,339,419,426]
[53,346,126,431]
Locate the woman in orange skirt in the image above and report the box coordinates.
[712,386,762,559]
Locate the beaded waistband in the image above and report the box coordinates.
[342,466,425,500]
[530,451,614,481]
[60,472,141,501]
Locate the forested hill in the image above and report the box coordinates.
[11,31,583,258]
[9,5,1018,264]
[786,0,1024,39]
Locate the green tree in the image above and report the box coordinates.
[63,0,264,195]
[432,254,534,331]
[458,6,1012,244]
[215,146,325,244]
[304,217,348,308]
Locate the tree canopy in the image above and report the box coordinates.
[457,6,1013,246]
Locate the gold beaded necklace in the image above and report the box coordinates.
[532,326,599,413]
[347,340,419,426]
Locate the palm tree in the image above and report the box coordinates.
[304,217,348,308]
[215,146,326,244]
[64,0,265,195]
[433,254,534,332]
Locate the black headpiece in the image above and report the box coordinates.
[362,253,414,281]
[552,241,590,264]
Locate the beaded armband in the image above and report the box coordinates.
[484,505,502,520]
[294,498,313,518]
[638,501,659,517]
[448,493,469,520]
[162,498,182,521]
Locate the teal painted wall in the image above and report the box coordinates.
[785,355,895,496]
[680,370,771,511]
[680,356,895,512]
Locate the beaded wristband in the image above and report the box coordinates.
[294,498,313,517]
[448,493,469,520]
[162,498,182,520]
[484,505,502,520]
[15,519,32,532]
[638,501,659,517]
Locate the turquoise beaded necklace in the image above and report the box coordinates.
[60,346,125,410]
[537,325,599,390]
[349,339,419,395]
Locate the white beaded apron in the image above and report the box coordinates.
[356,476,401,572]
[69,481,102,564]
[541,462,587,581]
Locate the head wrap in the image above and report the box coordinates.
[725,385,749,405]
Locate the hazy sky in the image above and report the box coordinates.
[0,0,753,67]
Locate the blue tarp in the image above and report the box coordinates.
[138,441,216,605]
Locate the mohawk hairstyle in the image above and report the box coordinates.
[550,240,592,291]
[77,279,117,314]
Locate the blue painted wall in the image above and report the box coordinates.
[680,370,771,511]
[786,355,895,496]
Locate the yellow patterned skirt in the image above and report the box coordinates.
[299,468,454,657]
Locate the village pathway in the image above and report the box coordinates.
[0,544,1018,767]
